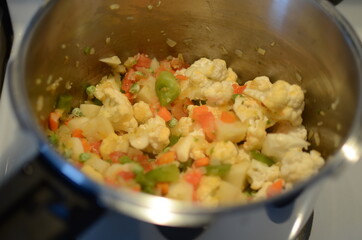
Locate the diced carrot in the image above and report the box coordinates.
[118,171,135,181]
[191,106,216,141]
[194,157,210,168]
[171,98,192,120]
[71,128,84,138]
[156,182,169,196]
[81,138,91,152]
[267,179,284,197]
[134,54,152,69]
[175,74,188,81]
[157,106,172,122]
[156,151,176,165]
[184,169,203,189]
[232,83,246,94]
[220,111,238,123]
[124,92,134,102]
[48,111,61,131]
[134,154,153,172]
[122,69,136,93]
[89,141,102,155]
[109,151,127,163]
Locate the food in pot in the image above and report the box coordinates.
[47,53,325,206]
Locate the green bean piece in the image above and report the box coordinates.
[145,164,180,182]
[250,150,275,166]
[205,164,231,177]
[56,94,72,113]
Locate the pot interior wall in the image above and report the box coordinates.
[24,0,359,160]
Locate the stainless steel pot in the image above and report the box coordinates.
[4,0,362,237]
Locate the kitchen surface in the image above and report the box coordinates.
[0,0,362,239]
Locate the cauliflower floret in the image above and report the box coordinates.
[243,76,304,126]
[272,121,307,140]
[167,179,194,202]
[129,116,170,153]
[171,117,194,137]
[196,176,221,206]
[203,81,234,105]
[185,58,237,86]
[99,56,126,74]
[175,129,205,162]
[180,58,237,104]
[280,150,324,184]
[133,101,153,124]
[189,136,209,160]
[99,133,129,159]
[262,133,310,160]
[247,160,280,190]
[244,119,267,151]
[94,76,121,99]
[96,87,138,132]
[209,141,238,164]
[233,95,267,123]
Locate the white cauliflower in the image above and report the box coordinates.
[189,136,209,160]
[129,116,170,153]
[243,119,267,151]
[96,87,138,132]
[247,159,280,190]
[262,133,310,160]
[280,150,324,184]
[171,117,194,137]
[167,179,194,202]
[175,129,205,162]
[185,58,237,86]
[179,58,237,105]
[243,76,304,126]
[94,76,121,97]
[203,81,234,105]
[196,176,222,206]
[133,101,153,124]
[209,141,238,164]
[272,121,308,140]
[99,133,129,159]
[233,95,267,123]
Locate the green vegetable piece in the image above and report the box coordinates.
[79,152,91,162]
[232,94,243,100]
[119,156,133,164]
[83,47,91,55]
[167,117,178,128]
[145,164,180,182]
[49,132,59,146]
[155,71,180,106]
[56,94,72,113]
[72,107,83,117]
[92,98,103,106]
[135,173,155,194]
[129,83,140,94]
[86,85,96,97]
[132,163,144,174]
[179,159,193,172]
[205,164,231,177]
[250,150,275,166]
[167,135,181,148]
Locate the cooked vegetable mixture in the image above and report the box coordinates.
[48,53,324,206]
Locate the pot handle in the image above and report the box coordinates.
[0,153,105,239]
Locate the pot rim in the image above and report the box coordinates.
[7,0,362,226]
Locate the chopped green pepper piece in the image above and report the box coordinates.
[232,94,243,100]
[56,94,72,113]
[167,117,178,128]
[135,173,155,194]
[145,164,180,182]
[250,150,275,166]
[49,132,59,146]
[167,135,181,148]
[119,156,133,164]
[129,83,140,94]
[179,159,193,172]
[92,98,103,106]
[131,163,144,174]
[205,164,231,177]
[155,71,180,106]
[83,46,91,55]
[71,107,83,117]
[79,152,91,162]
[86,85,96,97]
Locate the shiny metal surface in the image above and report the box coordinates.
[8,0,362,227]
